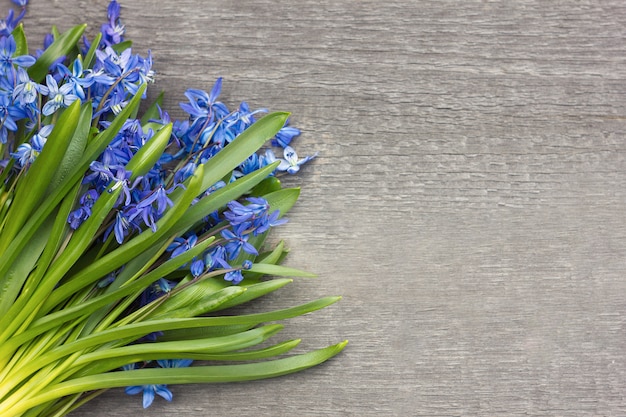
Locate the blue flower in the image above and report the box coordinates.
[110,210,136,244]
[254,209,288,235]
[223,197,268,226]
[167,234,198,258]
[42,74,79,116]
[179,78,229,137]
[203,245,230,271]
[13,67,47,105]
[123,359,192,408]
[101,0,125,47]
[0,35,35,74]
[136,185,175,216]
[124,382,172,409]
[190,257,205,277]
[272,123,300,148]
[11,125,52,167]
[276,146,318,175]
[224,269,244,284]
[0,94,18,143]
[221,224,258,260]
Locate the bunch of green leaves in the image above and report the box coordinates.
[0,19,345,417]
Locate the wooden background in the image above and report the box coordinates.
[18,0,626,415]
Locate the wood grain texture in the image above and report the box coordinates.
[13,0,626,415]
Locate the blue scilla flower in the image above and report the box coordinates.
[190,257,205,277]
[13,68,47,105]
[179,78,229,137]
[125,383,172,409]
[224,269,244,284]
[101,0,125,47]
[42,75,79,116]
[11,0,29,7]
[0,94,18,143]
[136,185,175,216]
[271,123,301,148]
[0,10,26,38]
[276,146,318,175]
[57,58,109,101]
[123,362,173,409]
[106,209,139,244]
[67,189,100,229]
[224,197,269,227]
[226,101,267,133]
[0,34,35,74]
[139,277,176,307]
[203,245,230,271]
[67,208,86,230]
[11,125,52,167]
[167,234,198,258]
[173,161,196,184]
[221,224,258,261]
[253,209,288,236]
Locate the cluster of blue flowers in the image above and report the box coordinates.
[0,0,318,408]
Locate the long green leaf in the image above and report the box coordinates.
[7,341,348,417]
[71,339,302,378]
[74,324,284,366]
[0,84,146,284]
[0,100,82,254]
[22,237,215,344]
[247,264,316,278]
[11,24,28,57]
[0,217,53,317]
[39,162,204,314]
[28,24,87,83]
[125,123,172,180]
[0,296,341,360]
[212,278,293,312]
[46,103,93,195]
[0,187,122,345]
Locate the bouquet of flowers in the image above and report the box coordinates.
[0,1,346,415]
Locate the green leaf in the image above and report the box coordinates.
[39,162,204,314]
[11,24,28,57]
[140,91,165,125]
[264,187,301,216]
[1,295,342,360]
[72,339,303,377]
[0,187,122,345]
[250,176,282,196]
[28,24,87,83]
[111,40,132,54]
[173,161,279,235]
[83,33,102,68]
[10,341,348,415]
[213,278,293,312]
[74,324,284,366]
[0,100,82,254]
[247,264,316,278]
[11,237,216,348]
[125,123,172,180]
[0,84,146,314]
[46,103,93,195]
[0,217,54,317]
[150,286,246,319]
[198,112,288,193]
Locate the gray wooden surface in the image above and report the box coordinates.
[18,0,626,415]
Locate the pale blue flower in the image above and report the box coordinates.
[276,146,318,174]
[42,74,79,116]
